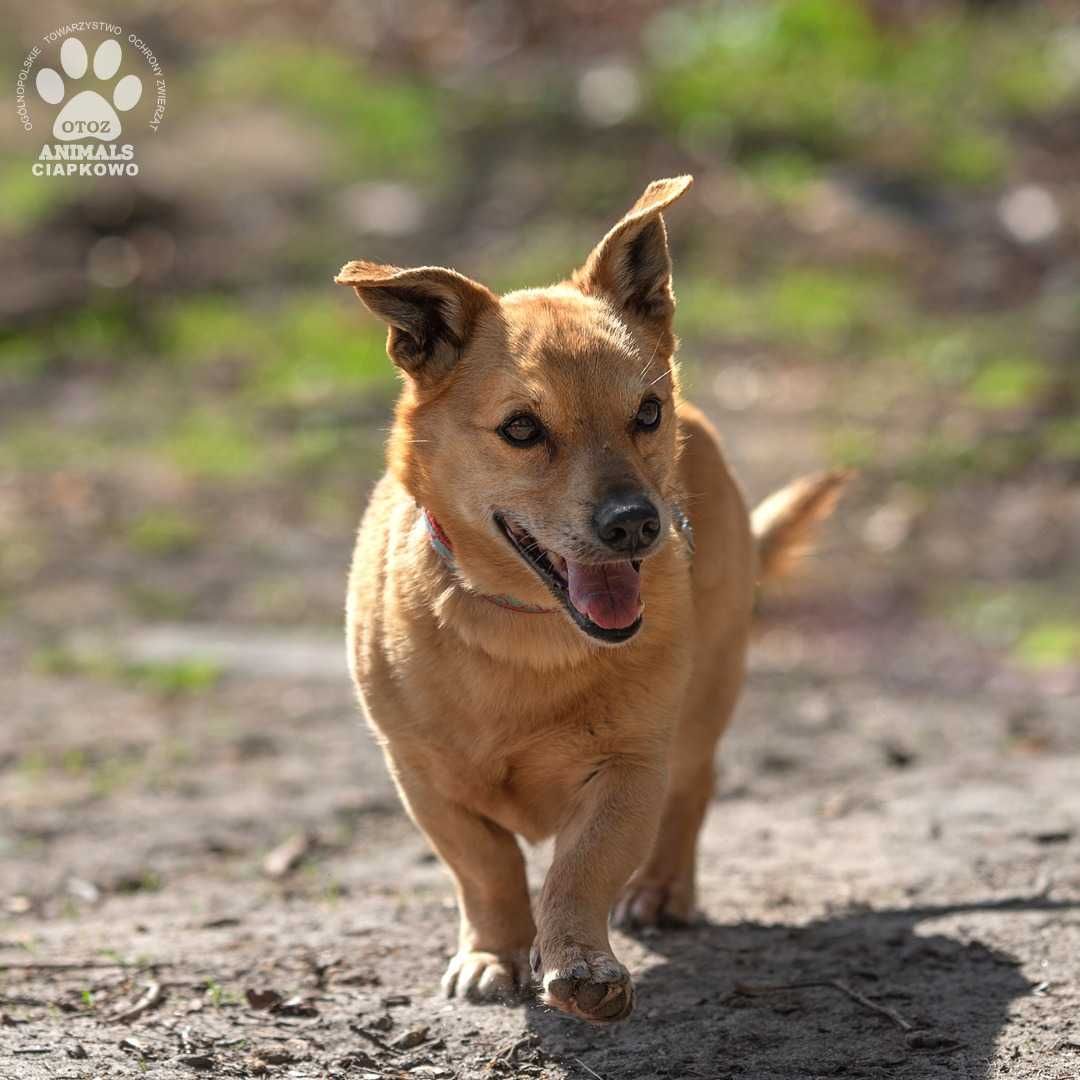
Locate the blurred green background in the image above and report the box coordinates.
[2,0,1079,687]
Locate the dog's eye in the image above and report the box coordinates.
[499,413,545,447]
[635,397,662,431]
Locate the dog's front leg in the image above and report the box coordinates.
[532,756,665,1023]
[393,772,536,1003]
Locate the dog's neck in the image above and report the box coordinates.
[421,507,557,616]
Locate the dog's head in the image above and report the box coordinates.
[336,176,692,645]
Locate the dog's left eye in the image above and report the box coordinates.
[635,397,662,431]
[499,413,545,447]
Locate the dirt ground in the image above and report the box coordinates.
[3,7,1080,1075]
[3,390,1079,1080]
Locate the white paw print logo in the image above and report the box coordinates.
[35,38,142,142]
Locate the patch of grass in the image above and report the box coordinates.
[0,303,136,381]
[966,355,1050,411]
[282,428,349,474]
[484,223,586,294]
[648,0,1076,187]
[193,44,448,181]
[126,511,203,557]
[250,297,394,404]
[739,148,821,204]
[133,660,222,697]
[678,266,902,350]
[649,0,880,155]
[156,295,263,364]
[61,748,88,776]
[767,267,898,347]
[897,431,1038,488]
[826,427,879,470]
[1043,417,1080,464]
[0,424,108,472]
[0,331,49,379]
[14,742,148,798]
[55,306,133,355]
[931,127,1008,188]
[0,160,78,232]
[941,583,1080,664]
[205,979,239,1008]
[32,647,223,697]
[155,293,395,407]
[158,409,262,480]
[16,749,48,783]
[901,326,984,386]
[1015,620,1080,669]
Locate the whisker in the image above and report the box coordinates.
[638,334,663,381]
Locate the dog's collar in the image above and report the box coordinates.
[421,508,557,615]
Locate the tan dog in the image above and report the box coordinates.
[336,176,845,1024]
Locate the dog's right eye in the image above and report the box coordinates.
[499,413,545,447]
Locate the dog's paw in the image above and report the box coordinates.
[612,879,693,929]
[531,943,634,1023]
[441,949,531,1003]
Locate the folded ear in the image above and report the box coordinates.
[572,175,693,325]
[334,261,496,379]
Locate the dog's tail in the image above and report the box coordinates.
[751,470,851,584]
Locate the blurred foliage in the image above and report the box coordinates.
[943,583,1080,671]
[2,0,1078,672]
[648,0,1077,185]
[157,294,395,402]
[192,44,449,182]
[679,267,904,350]
[126,510,203,557]
[32,647,223,697]
[0,165,76,230]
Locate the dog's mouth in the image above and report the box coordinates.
[494,513,643,643]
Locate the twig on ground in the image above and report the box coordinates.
[575,1058,608,1080]
[734,978,915,1032]
[495,1034,537,1062]
[262,832,315,879]
[112,980,164,1023]
[348,1023,399,1055]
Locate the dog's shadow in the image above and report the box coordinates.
[527,897,1073,1079]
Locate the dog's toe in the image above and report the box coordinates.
[442,949,530,1003]
[612,880,693,929]
[540,949,634,1023]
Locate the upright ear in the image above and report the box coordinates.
[335,261,496,379]
[572,175,693,325]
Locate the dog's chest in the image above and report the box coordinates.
[419,691,659,841]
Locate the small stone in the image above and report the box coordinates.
[391,1026,430,1050]
[277,995,318,1017]
[177,1054,216,1070]
[245,988,284,1012]
[368,1013,394,1032]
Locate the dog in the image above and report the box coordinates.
[335,176,846,1024]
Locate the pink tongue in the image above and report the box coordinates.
[565,560,642,630]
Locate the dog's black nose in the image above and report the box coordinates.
[594,493,661,554]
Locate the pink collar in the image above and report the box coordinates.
[421,508,556,615]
